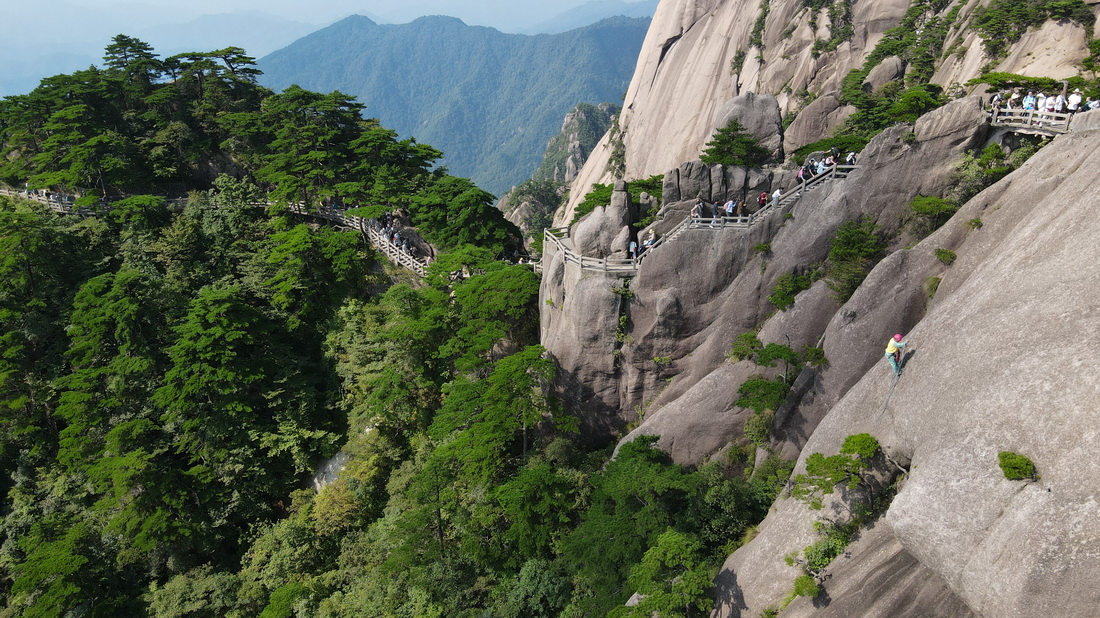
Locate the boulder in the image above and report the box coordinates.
[864,55,906,93]
[714,93,784,161]
[662,161,774,204]
[573,180,634,257]
[784,92,856,153]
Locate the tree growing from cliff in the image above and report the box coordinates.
[791,433,881,512]
[700,119,769,167]
[824,217,886,303]
[618,528,714,617]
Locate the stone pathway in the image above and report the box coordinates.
[538,164,860,276]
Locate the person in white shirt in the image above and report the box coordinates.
[1068,89,1083,114]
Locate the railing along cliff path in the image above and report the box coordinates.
[0,189,429,277]
[989,108,1072,137]
[540,164,860,276]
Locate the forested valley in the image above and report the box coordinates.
[0,37,788,616]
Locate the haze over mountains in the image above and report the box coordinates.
[258,15,650,196]
[521,0,659,34]
[0,0,657,99]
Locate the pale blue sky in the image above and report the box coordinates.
[1,0,628,96]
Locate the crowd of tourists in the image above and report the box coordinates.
[368,211,419,258]
[989,87,1099,123]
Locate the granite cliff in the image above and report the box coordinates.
[537,0,1100,614]
[558,0,1094,222]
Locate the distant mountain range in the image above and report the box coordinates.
[258,15,649,197]
[522,0,659,34]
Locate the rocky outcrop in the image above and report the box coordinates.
[534,102,620,184]
[712,93,783,161]
[559,0,1097,222]
[660,161,774,205]
[551,97,986,463]
[499,102,619,243]
[711,121,1100,618]
[783,92,856,154]
[538,0,1100,613]
[573,180,636,258]
[864,55,905,93]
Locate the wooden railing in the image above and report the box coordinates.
[539,165,859,275]
[990,109,1072,134]
[0,189,430,277]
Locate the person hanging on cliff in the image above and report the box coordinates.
[885,333,909,375]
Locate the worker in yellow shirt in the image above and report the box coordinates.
[885,333,908,375]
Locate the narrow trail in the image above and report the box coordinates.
[541,164,861,275]
[0,188,429,277]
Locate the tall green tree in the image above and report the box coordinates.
[700,119,769,167]
[559,436,696,615]
[619,528,713,617]
[252,86,365,206]
[153,283,337,554]
[408,175,521,256]
[256,222,364,331]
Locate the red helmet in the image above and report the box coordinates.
[893,334,903,341]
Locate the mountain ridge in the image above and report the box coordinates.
[258,14,649,196]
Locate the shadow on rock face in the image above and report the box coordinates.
[711,568,748,616]
[900,348,917,373]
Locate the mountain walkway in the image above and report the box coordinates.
[538,164,860,276]
[0,188,429,277]
[989,108,1073,138]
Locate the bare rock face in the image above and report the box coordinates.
[543,98,989,464]
[630,98,986,462]
[559,0,1091,224]
[557,0,912,222]
[713,93,783,161]
[539,256,627,434]
[783,92,856,154]
[712,124,1100,618]
[780,523,975,618]
[864,55,905,93]
[661,161,774,205]
[573,181,634,257]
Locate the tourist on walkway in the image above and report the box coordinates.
[1068,89,1083,114]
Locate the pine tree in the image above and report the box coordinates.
[700,119,770,167]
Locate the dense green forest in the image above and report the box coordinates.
[257,15,648,197]
[0,37,787,616]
